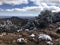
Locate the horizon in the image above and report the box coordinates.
[0,16,36,19]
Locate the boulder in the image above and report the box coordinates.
[38,34,52,41]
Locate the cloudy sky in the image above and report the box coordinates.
[0,0,60,16]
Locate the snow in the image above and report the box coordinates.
[38,34,52,41]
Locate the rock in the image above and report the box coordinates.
[17,29,22,32]
[56,22,60,26]
[25,29,29,31]
[57,27,60,30]
[55,38,60,41]
[46,41,53,45]
[17,38,27,44]
[2,32,6,35]
[12,40,16,43]
[38,34,52,41]
[17,38,24,42]
[29,34,39,43]
[29,34,35,38]
[33,27,37,31]
[56,27,60,34]
[29,34,36,41]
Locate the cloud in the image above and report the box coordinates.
[23,6,43,11]
[0,8,4,11]
[50,6,60,12]
[24,3,60,12]
[0,5,60,12]
[0,0,60,5]
[0,0,28,5]
[5,9,14,11]
[0,0,60,12]
[5,8,26,12]
[3,6,43,12]
[30,0,60,5]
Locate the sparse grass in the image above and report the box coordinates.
[0,29,59,45]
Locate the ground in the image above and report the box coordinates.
[0,28,60,45]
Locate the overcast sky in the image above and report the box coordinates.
[0,0,60,16]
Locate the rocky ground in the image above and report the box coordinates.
[0,28,59,45]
